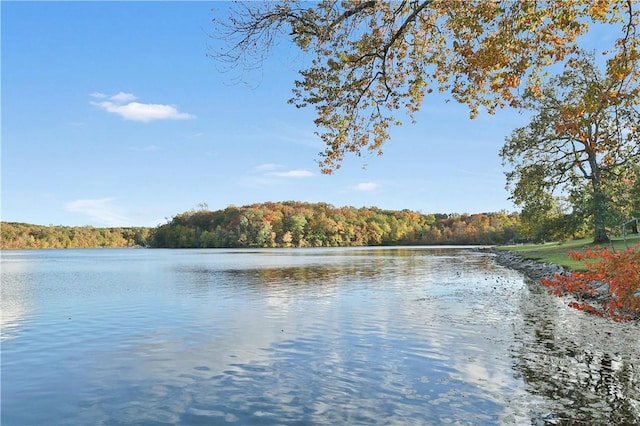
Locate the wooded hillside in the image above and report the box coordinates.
[1,202,521,249]
[149,202,520,248]
[1,222,150,249]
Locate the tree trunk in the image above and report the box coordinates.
[592,181,610,244]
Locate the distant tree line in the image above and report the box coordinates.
[148,202,520,248]
[1,203,520,250]
[0,222,150,249]
[8,196,637,250]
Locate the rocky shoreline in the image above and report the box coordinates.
[490,249,568,281]
[490,249,615,306]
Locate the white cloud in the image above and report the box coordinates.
[64,198,132,226]
[110,92,137,103]
[90,92,194,122]
[267,169,314,178]
[93,101,194,122]
[242,164,314,187]
[351,182,380,191]
[254,163,282,172]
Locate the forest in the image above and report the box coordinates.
[1,202,520,249]
[148,202,520,248]
[0,222,150,249]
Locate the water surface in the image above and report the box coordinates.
[2,247,638,425]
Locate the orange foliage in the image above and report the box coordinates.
[541,244,640,321]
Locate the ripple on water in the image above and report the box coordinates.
[1,247,639,425]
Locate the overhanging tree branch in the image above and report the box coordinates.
[211,0,638,173]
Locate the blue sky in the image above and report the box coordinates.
[1,2,615,227]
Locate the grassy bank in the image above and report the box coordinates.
[500,235,640,271]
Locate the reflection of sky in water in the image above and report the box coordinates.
[1,256,32,341]
[1,248,638,425]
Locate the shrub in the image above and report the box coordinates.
[541,244,640,321]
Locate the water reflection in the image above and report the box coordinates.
[1,248,638,425]
[513,280,640,424]
[1,253,35,341]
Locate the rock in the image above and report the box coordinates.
[490,249,638,321]
[591,281,610,298]
[490,250,567,281]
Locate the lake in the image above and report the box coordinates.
[1,247,638,425]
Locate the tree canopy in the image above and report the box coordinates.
[500,54,640,243]
[148,201,520,248]
[0,223,150,249]
[211,0,638,173]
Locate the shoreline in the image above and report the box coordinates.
[490,249,567,281]
[490,249,636,320]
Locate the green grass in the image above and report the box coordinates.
[499,235,640,271]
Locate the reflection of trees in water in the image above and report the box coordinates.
[513,281,640,424]
[227,263,379,287]
[180,248,470,292]
[180,258,391,297]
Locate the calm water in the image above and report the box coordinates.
[1,247,638,425]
